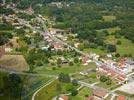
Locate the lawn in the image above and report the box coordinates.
[102,15,116,22]
[35,62,97,75]
[106,36,134,56]
[70,87,93,100]
[0,54,29,71]
[96,81,117,89]
[35,80,79,100]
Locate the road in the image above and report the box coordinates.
[31,77,58,100]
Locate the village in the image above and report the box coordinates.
[0,1,134,100]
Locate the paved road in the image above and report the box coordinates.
[31,77,58,100]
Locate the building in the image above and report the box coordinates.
[116,95,126,100]
[96,65,127,83]
[86,96,94,100]
[58,95,69,100]
[93,88,108,99]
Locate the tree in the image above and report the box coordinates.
[58,73,71,83]
[100,75,108,82]
[116,40,121,45]
[3,74,22,98]
[71,89,78,96]
[115,53,120,58]
[69,61,74,66]
[106,79,112,85]
[72,79,78,86]
[74,57,79,63]
[107,44,116,52]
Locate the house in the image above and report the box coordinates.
[96,65,127,83]
[116,95,126,100]
[58,95,69,100]
[86,96,94,100]
[82,56,90,65]
[93,89,108,99]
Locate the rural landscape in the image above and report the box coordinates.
[0,0,134,100]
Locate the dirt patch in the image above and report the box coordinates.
[0,55,29,71]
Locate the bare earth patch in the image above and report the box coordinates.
[0,55,29,71]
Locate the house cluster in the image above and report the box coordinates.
[43,29,66,51]
[86,88,127,100]
[95,56,134,83]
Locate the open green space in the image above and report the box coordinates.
[102,16,116,22]
[70,87,93,100]
[35,62,96,75]
[35,80,79,100]
[96,81,117,89]
[106,36,134,56]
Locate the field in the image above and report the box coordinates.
[0,55,29,71]
[35,80,79,100]
[106,36,134,56]
[70,87,93,100]
[102,15,116,22]
[96,81,117,89]
[35,62,96,75]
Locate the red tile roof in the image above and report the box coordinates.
[86,96,94,100]
[93,89,107,98]
[117,95,126,100]
[59,96,69,100]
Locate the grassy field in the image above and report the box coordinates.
[102,15,116,22]
[106,36,134,56]
[0,55,29,71]
[35,62,96,75]
[35,80,79,100]
[70,87,93,100]
[96,81,117,89]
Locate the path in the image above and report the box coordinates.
[31,77,58,100]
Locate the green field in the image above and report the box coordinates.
[35,80,79,100]
[106,36,134,56]
[96,81,117,89]
[70,87,93,100]
[35,62,96,75]
[102,15,116,22]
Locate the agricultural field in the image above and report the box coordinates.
[0,55,29,71]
